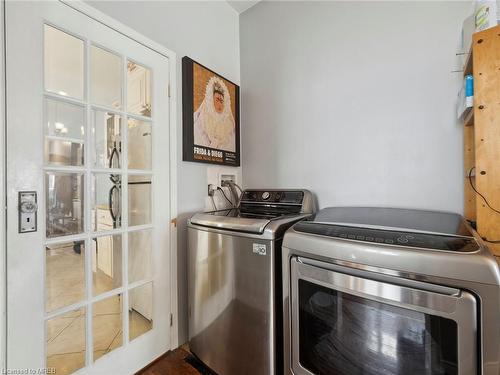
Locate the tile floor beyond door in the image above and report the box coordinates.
[46,245,152,375]
[47,302,152,375]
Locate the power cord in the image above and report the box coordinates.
[232,182,244,205]
[233,182,243,194]
[468,167,500,215]
[210,195,217,211]
[217,187,234,207]
[468,167,500,243]
[222,181,243,206]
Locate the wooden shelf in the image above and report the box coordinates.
[463,108,474,126]
[464,124,475,174]
[464,177,477,221]
[464,25,500,257]
[463,46,473,76]
[486,243,500,259]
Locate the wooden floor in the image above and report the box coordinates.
[136,347,216,375]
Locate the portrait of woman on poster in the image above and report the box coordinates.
[193,76,235,152]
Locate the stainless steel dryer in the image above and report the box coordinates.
[282,207,500,375]
[188,189,316,375]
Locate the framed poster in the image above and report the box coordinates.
[182,57,240,166]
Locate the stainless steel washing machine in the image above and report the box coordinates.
[188,189,316,375]
[282,207,500,375]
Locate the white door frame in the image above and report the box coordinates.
[0,0,180,369]
[0,0,6,371]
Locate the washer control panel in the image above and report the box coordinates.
[241,190,304,204]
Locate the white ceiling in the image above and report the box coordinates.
[227,1,261,14]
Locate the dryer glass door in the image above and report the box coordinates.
[290,257,477,375]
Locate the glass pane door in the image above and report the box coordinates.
[42,23,154,375]
[7,2,171,373]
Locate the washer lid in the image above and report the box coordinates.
[311,207,472,237]
[190,210,271,234]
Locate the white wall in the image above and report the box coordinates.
[88,0,240,344]
[240,1,470,213]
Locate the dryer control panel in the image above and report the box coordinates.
[294,222,479,253]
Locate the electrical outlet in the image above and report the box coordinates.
[208,184,216,196]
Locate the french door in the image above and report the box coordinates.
[5,1,171,374]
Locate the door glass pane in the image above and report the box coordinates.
[128,119,151,170]
[45,139,84,167]
[127,61,151,117]
[45,241,85,312]
[44,25,84,99]
[129,282,153,341]
[92,110,121,169]
[44,93,85,168]
[46,172,84,238]
[45,99,85,139]
[46,308,86,375]
[92,235,122,296]
[298,279,458,375]
[93,294,123,361]
[128,230,152,283]
[92,173,121,231]
[128,175,151,226]
[90,45,122,109]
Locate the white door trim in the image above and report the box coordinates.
[0,1,180,368]
[0,0,6,371]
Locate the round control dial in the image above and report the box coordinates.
[261,191,271,200]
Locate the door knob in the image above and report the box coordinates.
[20,200,38,213]
[18,191,37,233]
